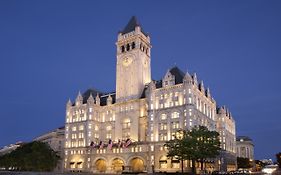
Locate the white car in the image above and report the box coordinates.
[262,164,278,174]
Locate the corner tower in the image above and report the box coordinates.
[116,16,152,102]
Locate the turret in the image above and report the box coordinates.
[192,73,198,85]
[66,98,72,108]
[95,93,100,106]
[87,93,94,105]
[183,69,192,85]
[75,91,83,106]
[107,95,113,105]
[199,80,205,92]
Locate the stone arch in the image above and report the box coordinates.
[128,156,146,172]
[111,157,125,173]
[94,158,107,173]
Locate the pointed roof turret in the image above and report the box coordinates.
[95,93,100,106]
[199,80,205,92]
[192,73,198,85]
[66,98,72,107]
[120,16,147,35]
[183,69,193,85]
[87,93,94,104]
[75,91,83,105]
[107,95,113,105]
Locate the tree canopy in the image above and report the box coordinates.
[165,125,221,174]
[0,141,60,171]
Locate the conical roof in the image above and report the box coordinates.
[120,16,147,35]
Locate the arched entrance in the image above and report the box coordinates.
[95,159,107,172]
[130,157,144,172]
[112,158,124,173]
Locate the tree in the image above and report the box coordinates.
[237,157,252,169]
[165,126,221,174]
[0,141,60,171]
[276,152,281,168]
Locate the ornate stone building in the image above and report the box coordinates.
[63,16,236,173]
[236,136,254,160]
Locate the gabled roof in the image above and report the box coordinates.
[169,66,185,84]
[120,16,147,36]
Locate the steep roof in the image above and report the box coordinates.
[120,16,147,36]
[169,66,185,84]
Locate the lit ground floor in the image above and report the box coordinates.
[64,142,236,173]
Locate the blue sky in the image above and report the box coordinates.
[0,0,280,160]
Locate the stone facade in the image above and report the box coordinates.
[63,16,237,173]
[236,136,254,160]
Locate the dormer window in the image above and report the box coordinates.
[132,42,135,49]
[121,46,125,53]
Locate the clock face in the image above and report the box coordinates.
[122,56,133,66]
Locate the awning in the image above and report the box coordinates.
[159,160,167,163]
[77,162,83,164]
[70,162,75,165]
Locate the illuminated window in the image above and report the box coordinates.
[188,88,191,94]
[94,133,99,139]
[189,109,192,116]
[171,122,178,129]
[160,123,167,130]
[160,114,167,120]
[159,134,167,141]
[189,119,193,127]
[106,125,112,131]
[171,112,179,119]
[79,125,84,130]
[106,133,112,139]
[72,126,77,131]
[150,114,154,121]
[89,108,92,112]
[122,118,131,129]
[150,134,154,141]
[150,145,154,151]
[95,125,99,131]
[188,97,192,104]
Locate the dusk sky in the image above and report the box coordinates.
[0,0,280,160]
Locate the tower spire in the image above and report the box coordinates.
[121,16,141,34]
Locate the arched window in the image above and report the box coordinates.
[132,42,135,49]
[171,112,179,119]
[123,118,131,129]
[126,44,130,51]
[121,46,125,53]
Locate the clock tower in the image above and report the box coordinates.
[116,16,151,102]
